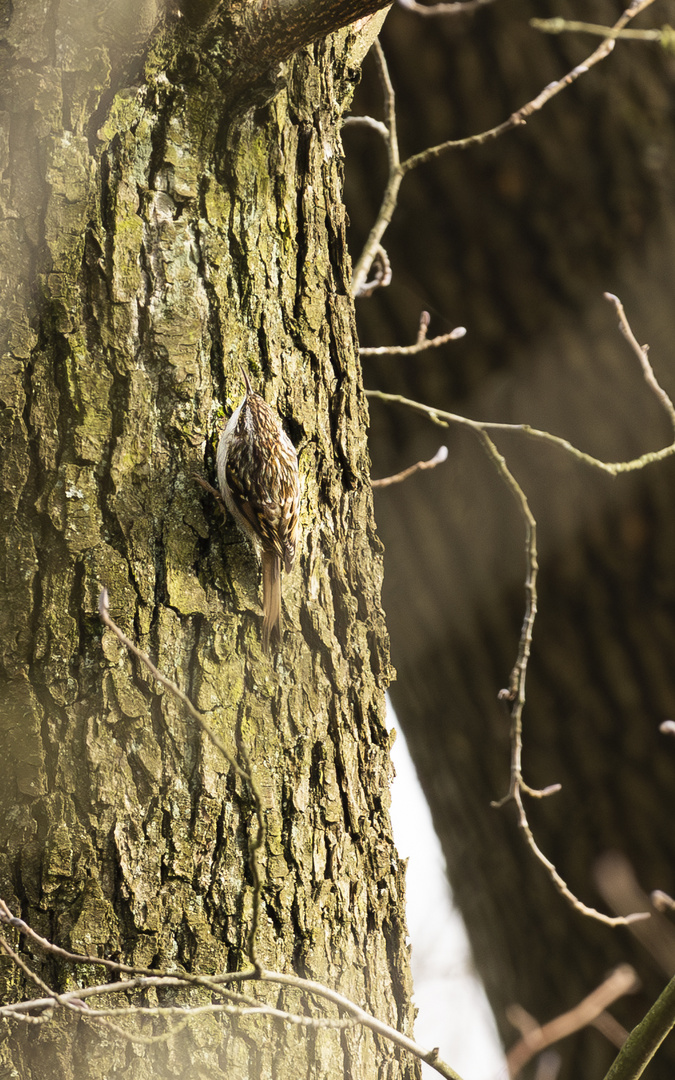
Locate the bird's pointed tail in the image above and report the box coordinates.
[262,550,281,653]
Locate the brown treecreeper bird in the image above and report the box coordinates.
[215,367,300,653]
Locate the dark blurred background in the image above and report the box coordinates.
[344,0,675,1076]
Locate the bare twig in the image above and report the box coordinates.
[253,970,464,1079]
[0,895,467,1080]
[476,429,537,712]
[99,589,247,783]
[593,1012,630,1049]
[476,435,642,927]
[510,779,648,926]
[366,393,675,475]
[360,325,466,356]
[366,295,675,478]
[372,445,448,488]
[351,39,402,297]
[401,0,657,172]
[510,1002,629,1055]
[399,0,496,15]
[356,243,392,297]
[342,114,389,137]
[594,853,675,975]
[98,588,265,972]
[604,292,675,425]
[0,931,60,1005]
[652,891,675,913]
[507,965,640,1078]
[0,897,160,980]
[351,0,658,296]
[0,964,358,1034]
[531,17,675,50]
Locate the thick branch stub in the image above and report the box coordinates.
[223,0,393,70]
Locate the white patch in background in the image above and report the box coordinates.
[388,701,507,1080]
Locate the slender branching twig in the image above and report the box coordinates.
[531,17,675,51]
[652,891,675,913]
[351,0,657,296]
[98,588,265,972]
[360,326,466,357]
[476,434,639,927]
[351,39,402,297]
[0,897,466,1079]
[360,309,466,356]
[372,445,448,488]
[366,295,675,479]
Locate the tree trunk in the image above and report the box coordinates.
[0,5,419,1079]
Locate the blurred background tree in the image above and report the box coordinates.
[345,1,675,1076]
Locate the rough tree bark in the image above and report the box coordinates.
[347,1,675,1077]
[0,4,420,1079]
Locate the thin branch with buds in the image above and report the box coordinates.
[366,292,673,927]
[351,39,402,297]
[350,0,658,297]
[477,432,642,928]
[355,243,392,297]
[366,295,675,478]
[372,445,448,488]
[531,17,675,50]
[360,320,466,357]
